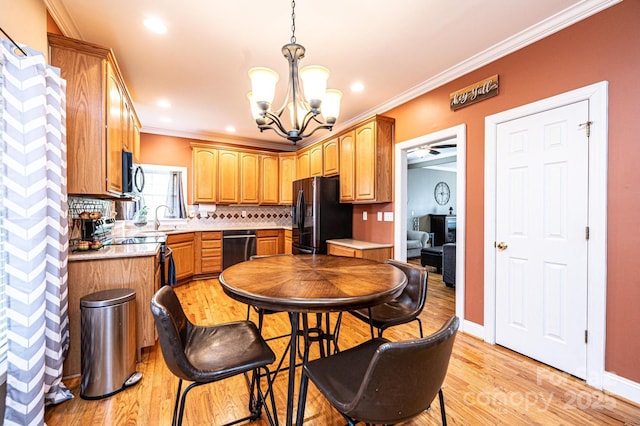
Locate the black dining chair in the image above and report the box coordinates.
[350,259,428,338]
[299,315,459,426]
[150,285,278,426]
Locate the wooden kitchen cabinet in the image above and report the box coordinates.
[260,154,280,204]
[256,229,283,256]
[327,242,393,263]
[323,137,339,176]
[279,153,296,205]
[339,130,356,201]
[309,144,324,176]
[339,115,395,203]
[106,64,124,194]
[66,251,159,377]
[240,152,260,204]
[218,149,240,203]
[284,229,293,254]
[167,233,196,282]
[49,33,138,198]
[193,146,218,203]
[131,110,141,164]
[196,231,222,275]
[296,149,310,180]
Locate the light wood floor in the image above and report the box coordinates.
[45,268,640,425]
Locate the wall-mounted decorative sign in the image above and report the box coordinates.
[450,74,499,111]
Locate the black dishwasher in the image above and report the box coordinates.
[222,230,257,269]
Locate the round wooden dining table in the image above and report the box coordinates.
[219,254,407,425]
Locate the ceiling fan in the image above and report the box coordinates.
[427,143,457,155]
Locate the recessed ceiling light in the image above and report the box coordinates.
[144,17,167,34]
[350,81,365,92]
[225,126,236,133]
[157,99,171,108]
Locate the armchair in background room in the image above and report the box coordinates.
[407,230,429,259]
[442,243,456,288]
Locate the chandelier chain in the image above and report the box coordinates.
[290,0,296,43]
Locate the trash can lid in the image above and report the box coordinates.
[80,288,136,308]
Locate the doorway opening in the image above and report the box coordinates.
[394,124,467,325]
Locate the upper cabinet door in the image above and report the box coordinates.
[309,144,323,176]
[193,147,218,203]
[323,137,339,176]
[218,150,239,203]
[296,149,310,180]
[106,62,123,195]
[240,152,260,204]
[339,131,355,202]
[355,121,376,201]
[279,153,296,205]
[260,154,279,204]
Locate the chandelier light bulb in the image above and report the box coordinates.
[301,65,329,107]
[322,89,342,121]
[248,67,279,107]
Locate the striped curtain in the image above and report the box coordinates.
[165,170,187,218]
[0,38,72,425]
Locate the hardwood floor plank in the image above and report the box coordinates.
[45,271,640,425]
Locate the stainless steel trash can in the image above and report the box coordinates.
[80,288,141,399]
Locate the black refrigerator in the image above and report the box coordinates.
[292,176,353,254]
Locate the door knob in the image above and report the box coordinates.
[496,241,508,251]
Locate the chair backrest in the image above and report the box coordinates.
[150,285,198,381]
[385,259,428,316]
[347,316,459,424]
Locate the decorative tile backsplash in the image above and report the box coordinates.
[187,205,291,228]
[68,196,292,230]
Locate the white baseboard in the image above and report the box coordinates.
[462,319,484,339]
[603,371,640,405]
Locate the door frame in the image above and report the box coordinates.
[484,81,608,389]
[394,124,466,326]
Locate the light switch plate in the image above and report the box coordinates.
[383,212,393,222]
[363,211,368,221]
[377,212,383,221]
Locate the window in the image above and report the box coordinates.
[139,164,188,220]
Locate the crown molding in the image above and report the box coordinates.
[44,0,82,38]
[332,0,622,135]
[141,127,298,152]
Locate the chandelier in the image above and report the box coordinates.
[248,1,342,144]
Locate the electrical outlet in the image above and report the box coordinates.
[241,210,247,218]
[383,212,393,222]
[377,212,383,221]
[363,211,368,221]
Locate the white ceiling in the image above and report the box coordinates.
[45,0,613,150]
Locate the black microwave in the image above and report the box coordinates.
[122,150,145,194]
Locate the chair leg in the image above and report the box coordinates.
[172,379,183,426]
[367,307,376,339]
[176,381,202,426]
[438,388,447,426]
[416,317,424,338]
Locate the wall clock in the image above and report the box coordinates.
[434,181,450,205]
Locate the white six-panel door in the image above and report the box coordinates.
[495,100,589,379]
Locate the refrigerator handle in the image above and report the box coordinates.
[297,189,305,231]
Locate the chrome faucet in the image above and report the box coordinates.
[155,204,173,230]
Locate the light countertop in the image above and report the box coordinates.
[326,239,394,250]
[69,243,160,262]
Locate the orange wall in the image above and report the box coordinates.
[139,133,195,202]
[383,1,640,382]
[352,203,394,243]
